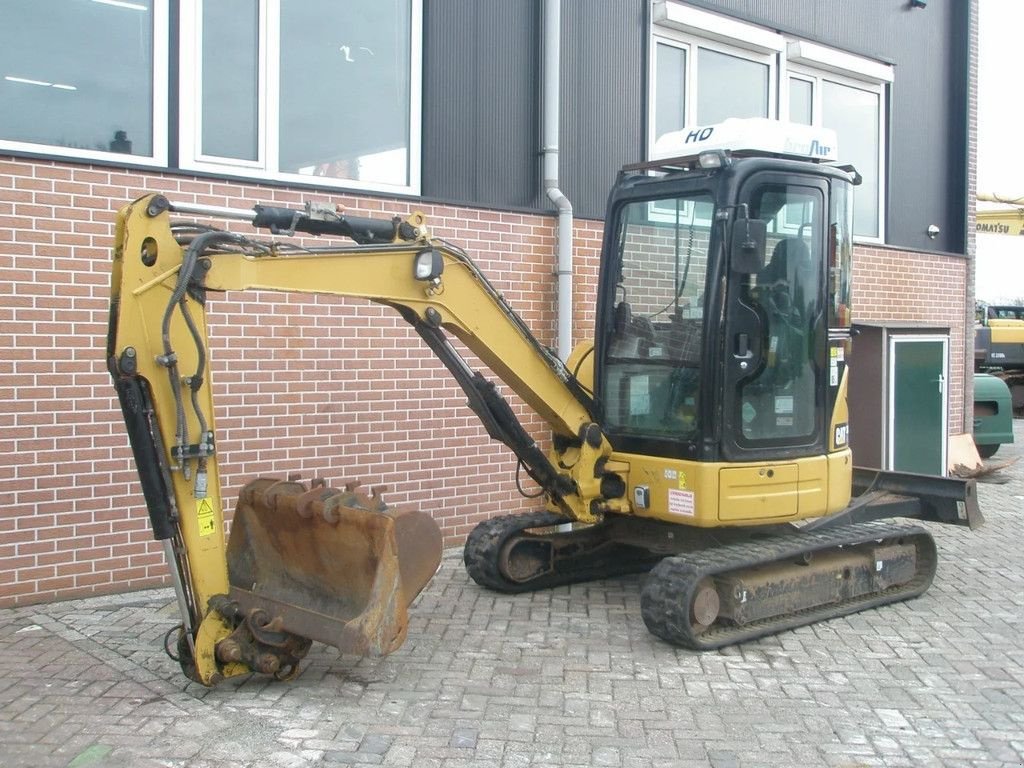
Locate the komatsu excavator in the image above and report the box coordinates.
[974,194,1024,412]
[107,120,980,686]
[976,193,1024,236]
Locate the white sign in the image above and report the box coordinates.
[668,488,695,517]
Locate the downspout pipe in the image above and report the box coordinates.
[543,0,574,361]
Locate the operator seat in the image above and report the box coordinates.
[610,300,655,357]
[764,237,811,286]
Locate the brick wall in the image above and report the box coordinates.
[852,245,968,431]
[0,157,970,607]
[0,158,568,607]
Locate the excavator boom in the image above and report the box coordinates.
[107,194,621,684]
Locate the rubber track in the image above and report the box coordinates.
[464,512,567,593]
[640,520,937,650]
[463,512,662,594]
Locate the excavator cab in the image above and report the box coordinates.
[595,148,855,521]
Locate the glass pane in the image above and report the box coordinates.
[279,0,411,187]
[829,181,854,328]
[602,194,715,440]
[0,0,154,156]
[738,185,823,443]
[823,80,880,237]
[202,0,258,161]
[655,43,686,145]
[789,77,812,125]
[697,48,768,124]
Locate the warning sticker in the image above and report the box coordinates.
[196,498,217,537]
[668,488,695,517]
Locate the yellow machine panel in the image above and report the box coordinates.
[616,452,850,527]
[718,463,800,521]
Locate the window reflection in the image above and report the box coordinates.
[738,185,823,443]
[655,43,686,145]
[202,0,258,161]
[823,81,880,237]
[697,48,768,124]
[789,77,813,125]
[603,195,714,440]
[278,0,411,187]
[0,0,154,156]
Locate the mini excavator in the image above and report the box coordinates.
[106,120,980,686]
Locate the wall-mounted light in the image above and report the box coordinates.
[910,0,927,8]
[927,224,940,239]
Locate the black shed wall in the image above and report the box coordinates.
[421,0,969,254]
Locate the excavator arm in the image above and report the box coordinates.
[106,194,626,685]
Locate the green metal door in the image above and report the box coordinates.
[889,336,948,475]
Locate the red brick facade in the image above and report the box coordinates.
[853,246,969,431]
[0,156,971,606]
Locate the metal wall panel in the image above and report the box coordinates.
[422,0,647,219]
[422,0,969,252]
[421,1,540,209]
[559,0,647,219]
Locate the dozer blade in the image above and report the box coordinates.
[225,478,442,658]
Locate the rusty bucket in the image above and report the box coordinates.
[225,478,442,657]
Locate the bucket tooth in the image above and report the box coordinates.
[226,477,442,657]
[369,486,389,512]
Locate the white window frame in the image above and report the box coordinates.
[178,0,267,172]
[786,42,892,243]
[649,0,893,244]
[649,3,782,153]
[178,0,423,196]
[789,68,887,242]
[650,37,688,146]
[0,0,169,167]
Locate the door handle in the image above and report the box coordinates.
[735,332,753,359]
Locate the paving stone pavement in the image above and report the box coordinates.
[3,428,1024,768]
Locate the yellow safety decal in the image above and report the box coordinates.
[678,472,688,490]
[196,497,217,537]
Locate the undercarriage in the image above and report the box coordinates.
[464,468,980,650]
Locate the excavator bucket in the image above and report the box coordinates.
[225,478,443,657]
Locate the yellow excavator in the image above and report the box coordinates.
[974,194,1024,412]
[976,193,1024,236]
[107,121,980,687]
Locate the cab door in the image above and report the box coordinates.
[721,175,829,462]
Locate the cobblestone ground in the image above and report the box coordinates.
[3,429,1023,768]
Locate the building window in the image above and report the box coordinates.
[180,0,421,195]
[821,78,882,239]
[650,1,891,242]
[697,47,769,124]
[788,76,814,125]
[649,4,779,153]
[653,41,686,142]
[0,0,168,164]
[787,40,892,241]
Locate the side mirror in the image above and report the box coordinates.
[730,216,767,274]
